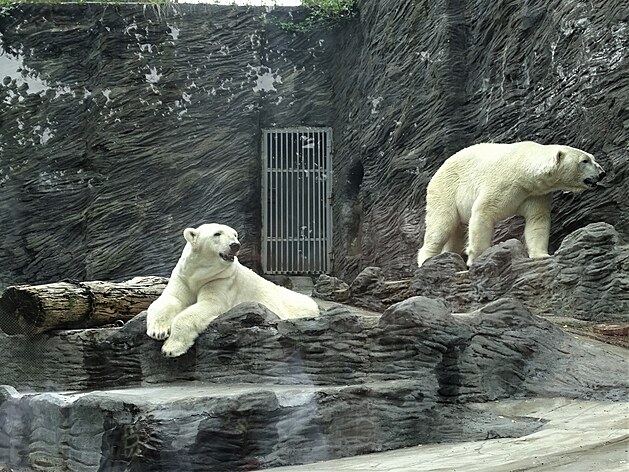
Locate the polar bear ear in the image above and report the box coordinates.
[183,227,199,245]
[542,149,564,175]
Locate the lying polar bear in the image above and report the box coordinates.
[146,223,320,357]
[417,141,605,268]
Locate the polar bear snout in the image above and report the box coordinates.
[583,166,605,188]
[220,241,241,262]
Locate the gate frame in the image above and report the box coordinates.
[261,126,333,275]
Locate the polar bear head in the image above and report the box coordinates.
[183,223,241,264]
[548,145,605,193]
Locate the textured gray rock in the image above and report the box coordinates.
[1,0,627,287]
[1,299,627,470]
[0,382,543,472]
[265,398,629,472]
[321,223,629,322]
[453,222,628,321]
[0,3,334,289]
[329,0,629,280]
[0,299,625,399]
[311,274,350,302]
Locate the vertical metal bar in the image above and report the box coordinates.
[317,130,323,273]
[298,132,303,274]
[304,131,312,274]
[301,130,310,273]
[314,130,318,273]
[290,132,294,273]
[277,132,284,272]
[286,131,295,273]
[282,131,287,273]
[268,132,272,273]
[261,131,267,274]
[322,129,326,273]
[271,131,277,273]
[320,129,325,274]
[287,132,291,273]
[326,128,332,273]
[306,131,314,273]
[273,132,278,273]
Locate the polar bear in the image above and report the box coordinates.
[417,141,605,268]
[146,223,320,357]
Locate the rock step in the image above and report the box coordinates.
[262,398,629,472]
[0,298,626,401]
[0,381,542,472]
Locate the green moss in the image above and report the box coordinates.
[278,0,357,32]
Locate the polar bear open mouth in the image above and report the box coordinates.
[583,177,598,188]
[219,247,239,262]
[220,252,236,262]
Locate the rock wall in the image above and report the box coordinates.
[330,0,629,279]
[1,299,626,470]
[0,3,334,289]
[1,0,627,287]
[316,223,629,322]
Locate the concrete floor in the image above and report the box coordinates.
[268,397,629,472]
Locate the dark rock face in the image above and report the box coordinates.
[0,4,334,289]
[431,222,629,321]
[1,299,626,470]
[321,223,629,321]
[311,273,350,302]
[0,299,625,399]
[330,0,629,280]
[0,382,543,472]
[1,1,627,287]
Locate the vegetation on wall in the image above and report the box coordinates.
[279,0,357,31]
[0,0,170,4]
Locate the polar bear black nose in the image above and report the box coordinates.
[230,242,241,252]
[598,170,606,179]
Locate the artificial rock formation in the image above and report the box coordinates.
[0,3,335,289]
[1,0,628,287]
[0,298,626,471]
[317,223,629,322]
[0,2,628,470]
[330,0,629,280]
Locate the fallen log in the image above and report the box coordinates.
[0,276,168,335]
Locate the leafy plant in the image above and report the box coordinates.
[279,0,357,32]
[0,0,171,4]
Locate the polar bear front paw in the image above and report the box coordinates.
[146,315,173,340]
[161,335,194,358]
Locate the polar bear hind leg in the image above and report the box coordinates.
[417,208,461,267]
[442,223,466,255]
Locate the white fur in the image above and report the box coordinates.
[417,141,605,267]
[146,223,320,357]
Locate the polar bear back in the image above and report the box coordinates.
[428,141,571,223]
[205,262,320,319]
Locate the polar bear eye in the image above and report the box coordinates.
[213,232,222,237]
[581,159,589,164]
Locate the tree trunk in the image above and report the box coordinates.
[0,276,168,335]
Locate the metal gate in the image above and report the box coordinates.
[261,127,332,274]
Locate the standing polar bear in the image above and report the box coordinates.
[146,223,320,357]
[417,141,605,267]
